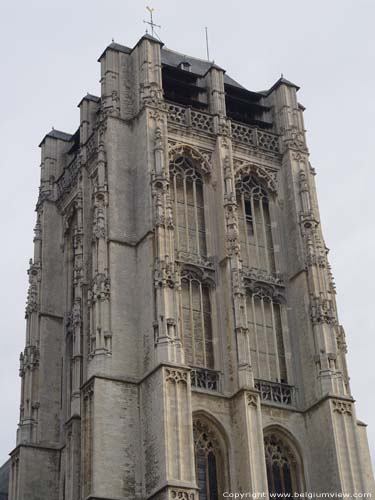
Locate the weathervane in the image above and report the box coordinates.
[143,6,161,40]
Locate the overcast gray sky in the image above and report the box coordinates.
[0,0,374,470]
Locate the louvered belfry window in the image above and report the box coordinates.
[246,289,287,383]
[180,272,214,369]
[236,175,275,273]
[170,155,207,260]
[170,154,214,369]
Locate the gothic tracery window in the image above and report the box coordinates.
[264,433,302,495]
[194,418,226,500]
[170,155,207,260]
[180,272,214,369]
[236,175,275,273]
[246,288,287,383]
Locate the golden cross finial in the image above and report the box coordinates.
[143,6,161,39]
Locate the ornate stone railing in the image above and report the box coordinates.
[231,121,256,146]
[166,102,215,135]
[231,120,280,153]
[166,102,280,154]
[255,379,296,406]
[190,367,220,391]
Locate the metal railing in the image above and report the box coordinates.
[190,367,220,391]
[255,379,296,406]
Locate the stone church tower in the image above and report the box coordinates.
[8,34,374,500]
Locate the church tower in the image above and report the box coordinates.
[8,34,374,500]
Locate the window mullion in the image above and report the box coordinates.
[240,194,250,267]
[270,300,281,382]
[183,176,189,253]
[250,195,261,269]
[261,297,271,380]
[173,175,180,254]
[199,283,207,367]
[192,179,200,257]
[189,280,196,365]
[251,295,261,379]
[259,197,270,273]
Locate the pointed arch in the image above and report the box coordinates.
[168,143,212,176]
[263,426,305,495]
[192,412,230,500]
[234,160,277,193]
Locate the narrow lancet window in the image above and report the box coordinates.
[246,289,287,383]
[236,175,275,273]
[170,156,207,260]
[181,273,213,369]
[194,418,226,500]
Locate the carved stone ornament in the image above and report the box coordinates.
[243,267,284,287]
[332,399,352,415]
[88,273,111,305]
[72,298,82,327]
[310,294,336,325]
[165,368,188,384]
[154,260,178,289]
[283,129,308,152]
[92,206,106,240]
[247,393,258,408]
[25,259,41,317]
[19,345,40,377]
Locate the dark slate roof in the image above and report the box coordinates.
[77,93,100,107]
[265,76,300,95]
[0,459,10,499]
[39,129,73,147]
[161,47,244,89]
[139,33,164,46]
[98,42,131,61]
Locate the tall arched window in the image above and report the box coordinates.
[170,156,207,260]
[236,175,275,273]
[264,433,303,495]
[246,288,287,383]
[194,418,227,500]
[180,271,214,369]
